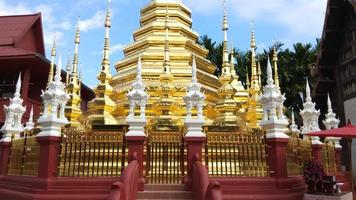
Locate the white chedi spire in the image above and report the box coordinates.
[323,93,340,130]
[183,54,206,137]
[127,56,149,118]
[37,55,70,137]
[323,94,341,148]
[0,73,26,142]
[40,55,70,121]
[24,106,35,131]
[289,109,300,134]
[259,58,289,139]
[126,56,149,137]
[300,78,321,144]
[183,54,206,119]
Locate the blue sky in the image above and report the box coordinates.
[0,0,327,87]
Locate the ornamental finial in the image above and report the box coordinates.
[266,57,273,86]
[15,73,22,98]
[48,35,57,85]
[192,54,197,83]
[55,54,63,83]
[272,45,279,87]
[306,78,311,100]
[250,21,256,49]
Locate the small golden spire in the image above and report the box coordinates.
[102,0,111,71]
[48,36,56,86]
[72,18,80,76]
[163,6,171,74]
[249,21,259,92]
[221,0,230,77]
[272,45,280,88]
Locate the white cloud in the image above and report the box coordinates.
[184,0,327,38]
[110,43,125,55]
[0,1,32,15]
[79,11,105,32]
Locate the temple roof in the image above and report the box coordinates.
[0,13,45,55]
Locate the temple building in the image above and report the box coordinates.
[0,13,94,135]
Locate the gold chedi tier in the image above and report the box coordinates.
[65,22,82,127]
[87,1,118,125]
[112,0,220,126]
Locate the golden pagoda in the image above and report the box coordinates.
[65,21,82,127]
[213,4,241,127]
[246,25,263,128]
[86,1,118,125]
[112,0,220,127]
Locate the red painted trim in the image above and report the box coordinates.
[266,138,289,178]
[311,144,323,162]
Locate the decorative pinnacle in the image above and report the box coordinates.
[291,108,296,124]
[72,18,80,75]
[54,54,63,83]
[327,93,332,111]
[105,0,112,28]
[15,73,22,98]
[137,56,143,83]
[246,65,250,88]
[250,21,256,49]
[48,36,57,85]
[222,0,228,32]
[192,54,197,83]
[266,57,274,86]
[306,78,311,100]
[272,45,279,87]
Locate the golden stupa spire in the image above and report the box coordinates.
[163,6,171,74]
[214,0,240,127]
[221,0,231,77]
[65,18,82,127]
[87,0,117,125]
[272,45,280,88]
[249,22,259,92]
[48,35,56,86]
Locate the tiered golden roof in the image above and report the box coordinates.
[87,1,118,125]
[112,0,220,126]
[65,22,82,127]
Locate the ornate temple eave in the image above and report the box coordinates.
[140,6,192,28]
[141,0,192,18]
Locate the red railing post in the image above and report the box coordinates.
[0,141,11,175]
[36,136,61,178]
[266,138,289,178]
[125,136,146,191]
[184,136,205,190]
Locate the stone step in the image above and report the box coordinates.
[144,184,186,191]
[137,191,193,199]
